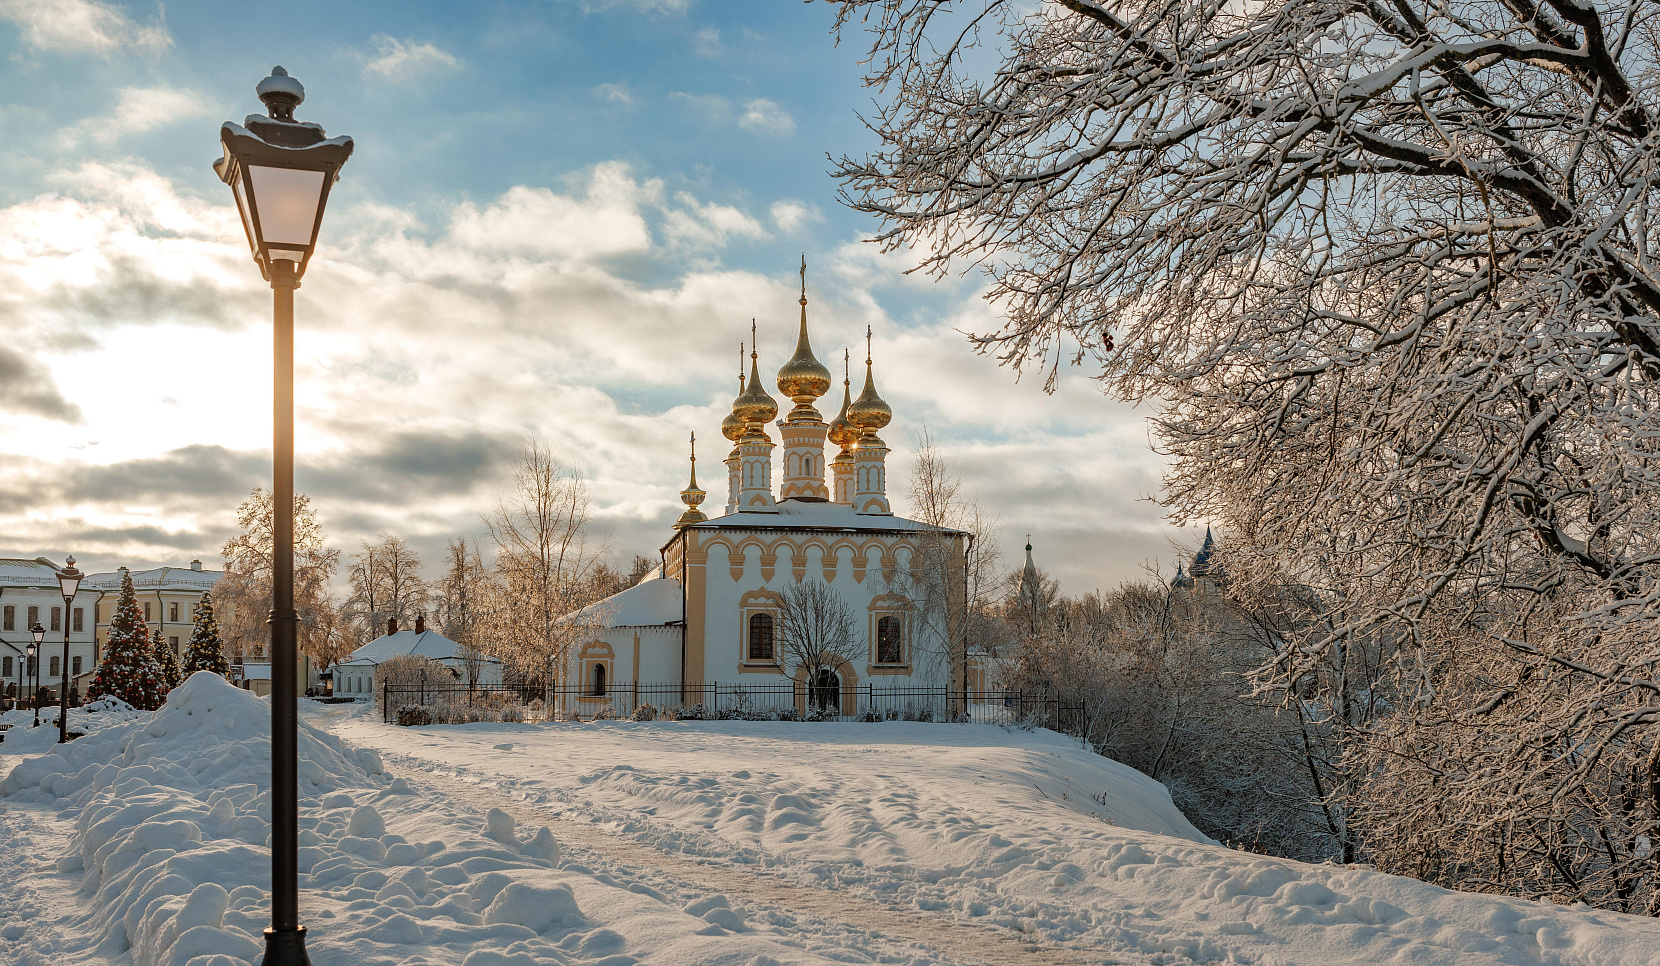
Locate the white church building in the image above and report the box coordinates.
[556,269,972,716]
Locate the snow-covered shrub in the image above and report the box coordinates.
[901,702,937,722]
[805,705,837,722]
[771,707,801,722]
[591,703,618,721]
[630,703,660,721]
[396,705,433,727]
[856,708,882,723]
[500,704,526,723]
[673,703,705,721]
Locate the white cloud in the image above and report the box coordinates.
[363,34,460,80]
[662,192,768,250]
[738,98,795,136]
[693,26,721,57]
[58,86,214,147]
[446,162,659,260]
[562,0,694,13]
[591,82,634,105]
[0,0,170,54]
[769,200,821,234]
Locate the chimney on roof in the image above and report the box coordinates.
[387,617,398,637]
[190,559,202,571]
[414,614,426,633]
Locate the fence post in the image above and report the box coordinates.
[381,681,387,723]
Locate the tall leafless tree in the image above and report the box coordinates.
[830,0,1660,910]
[482,437,607,689]
[901,430,1001,688]
[776,580,862,712]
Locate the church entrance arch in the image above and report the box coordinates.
[809,668,841,714]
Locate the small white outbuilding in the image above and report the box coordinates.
[331,617,501,698]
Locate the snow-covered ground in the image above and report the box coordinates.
[4,678,1660,966]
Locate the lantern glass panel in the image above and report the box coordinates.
[247,165,327,245]
[232,175,257,252]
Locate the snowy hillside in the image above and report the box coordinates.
[4,680,1660,966]
[325,706,1660,966]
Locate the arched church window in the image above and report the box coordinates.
[876,616,903,664]
[748,612,775,662]
[591,663,607,697]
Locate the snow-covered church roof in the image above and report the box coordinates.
[561,575,683,627]
[686,499,963,535]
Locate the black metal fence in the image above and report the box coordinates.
[380,680,1082,734]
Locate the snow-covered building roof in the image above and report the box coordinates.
[83,562,222,594]
[561,575,683,627]
[684,500,964,536]
[338,628,485,668]
[0,557,69,588]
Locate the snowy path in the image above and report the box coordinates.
[402,762,1112,966]
[322,706,1660,966]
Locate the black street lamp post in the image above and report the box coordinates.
[27,625,43,728]
[215,66,352,966]
[57,556,83,743]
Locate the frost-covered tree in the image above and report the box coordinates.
[182,591,230,678]
[217,486,344,666]
[344,533,428,646]
[482,437,607,688]
[87,570,166,710]
[151,627,182,691]
[832,0,1660,911]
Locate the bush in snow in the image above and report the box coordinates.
[396,705,433,727]
[629,703,660,721]
[670,703,705,721]
[590,703,618,721]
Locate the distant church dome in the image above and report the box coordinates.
[721,348,748,441]
[734,340,779,430]
[846,329,891,436]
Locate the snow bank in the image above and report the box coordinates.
[1,672,871,966]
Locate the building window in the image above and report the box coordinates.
[144,602,152,621]
[170,637,179,653]
[747,612,775,662]
[591,663,607,697]
[72,656,82,676]
[27,657,36,677]
[50,606,61,632]
[72,607,83,632]
[876,616,903,665]
[169,602,179,622]
[27,605,39,629]
[2,605,11,630]
[2,656,10,677]
[50,656,60,678]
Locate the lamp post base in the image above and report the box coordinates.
[261,925,313,966]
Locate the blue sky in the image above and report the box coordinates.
[0,0,1192,594]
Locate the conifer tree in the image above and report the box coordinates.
[152,627,182,691]
[183,591,231,678]
[86,570,167,710]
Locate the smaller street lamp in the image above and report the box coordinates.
[27,625,43,728]
[57,556,83,743]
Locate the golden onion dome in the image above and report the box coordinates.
[734,347,779,429]
[676,433,708,527]
[846,351,892,435]
[721,351,747,441]
[826,351,859,449]
[776,271,832,406]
